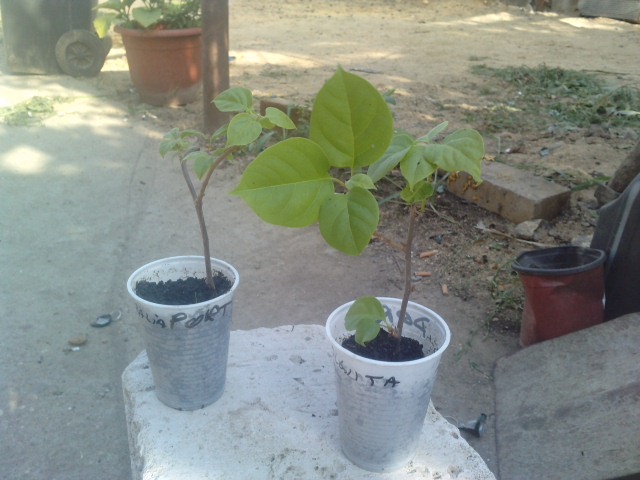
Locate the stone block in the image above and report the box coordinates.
[447,162,571,223]
[495,313,640,479]
[122,325,496,480]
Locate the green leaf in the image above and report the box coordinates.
[214,87,253,113]
[265,107,296,130]
[367,133,414,183]
[310,66,393,169]
[232,138,334,227]
[400,180,435,205]
[318,187,379,256]
[417,121,449,143]
[181,151,215,179]
[345,296,386,345]
[159,128,201,158]
[227,113,263,146]
[424,129,485,183]
[346,173,376,191]
[259,117,275,130]
[93,14,115,38]
[400,145,437,189]
[131,7,162,28]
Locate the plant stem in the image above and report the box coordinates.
[394,203,418,354]
[180,147,236,293]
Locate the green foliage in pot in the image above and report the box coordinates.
[94,0,201,37]
[158,88,295,295]
[233,66,484,352]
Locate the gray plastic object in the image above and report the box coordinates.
[0,0,102,75]
[591,172,640,320]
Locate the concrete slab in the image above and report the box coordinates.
[123,325,495,480]
[447,162,571,223]
[494,313,640,480]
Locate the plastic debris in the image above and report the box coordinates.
[91,309,121,328]
[459,413,487,438]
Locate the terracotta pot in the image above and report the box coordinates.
[512,246,606,347]
[116,26,202,106]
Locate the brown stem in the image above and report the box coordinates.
[180,147,236,293]
[394,203,418,355]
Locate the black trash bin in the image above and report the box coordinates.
[0,0,108,76]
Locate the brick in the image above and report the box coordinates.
[447,162,571,223]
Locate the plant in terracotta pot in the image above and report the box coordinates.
[126,88,295,411]
[94,0,203,106]
[232,66,484,471]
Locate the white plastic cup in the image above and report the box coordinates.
[127,256,239,410]
[325,297,451,472]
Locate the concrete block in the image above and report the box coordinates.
[447,162,571,223]
[495,313,640,480]
[123,325,495,480]
[579,0,640,23]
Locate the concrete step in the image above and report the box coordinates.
[494,313,640,480]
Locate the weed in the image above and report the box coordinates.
[0,96,60,126]
[470,64,640,133]
[488,257,523,328]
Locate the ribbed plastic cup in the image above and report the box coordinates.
[325,298,450,472]
[512,246,605,346]
[127,256,239,410]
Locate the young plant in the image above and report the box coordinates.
[233,66,484,355]
[94,0,201,37]
[159,88,295,294]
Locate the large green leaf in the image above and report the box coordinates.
[214,88,253,113]
[318,187,379,256]
[310,67,393,169]
[425,129,485,183]
[367,133,414,183]
[232,138,334,227]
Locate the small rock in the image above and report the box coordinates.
[68,335,87,347]
[514,219,543,240]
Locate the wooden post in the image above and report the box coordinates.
[202,0,230,134]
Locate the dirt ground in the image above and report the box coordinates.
[2,1,639,478]
[96,0,640,335]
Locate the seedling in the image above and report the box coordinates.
[159,88,295,293]
[233,67,484,355]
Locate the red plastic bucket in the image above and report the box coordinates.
[512,246,606,347]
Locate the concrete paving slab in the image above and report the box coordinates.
[494,313,640,480]
[123,325,496,480]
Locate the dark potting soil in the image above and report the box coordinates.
[135,273,232,305]
[341,329,425,362]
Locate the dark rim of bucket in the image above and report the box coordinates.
[512,246,606,276]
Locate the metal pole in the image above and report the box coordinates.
[202,0,230,134]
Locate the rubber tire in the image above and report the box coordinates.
[55,30,107,77]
